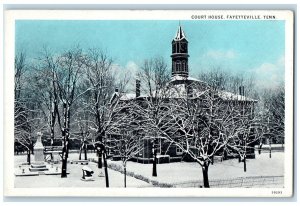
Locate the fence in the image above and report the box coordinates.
[173,176,284,188]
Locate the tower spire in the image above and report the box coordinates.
[174,22,187,41]
[171,23,189,77]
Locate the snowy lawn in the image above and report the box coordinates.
[14,151,284,188]
[14,154,152,188]
[109,151,284,185]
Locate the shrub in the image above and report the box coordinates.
[127,171,135,177]
[158,183,173,188]
[151,180,159,186]
[107,161,172,187]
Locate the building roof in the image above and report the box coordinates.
[170,75,204,83]
[116,75,256,102]
[119,93,136,101]
[174,25,187,41]
[218,91,255,102]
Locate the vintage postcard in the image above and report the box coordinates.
[3,10,294,197]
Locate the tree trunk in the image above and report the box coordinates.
[98,151,102,168]
[84,144,87,160]
[61,155,68,178]
[243,155,247,172]
[61,130,69,178]
[269,139,272,158]
[50,108,55,147]
[61,140,68,177]
[124,166,127,188]
[27,149,31,165]
[79,144,82,160]
[61,103,70,178]
[152,150,157,177]
[103,152,109,188]
[258,142,262,155]
[244,141,247,172]
[202,164,210,188]
[31,142,34,155]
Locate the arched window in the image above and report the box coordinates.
[186,62,188,72]
[176,61,181,72]
[182,61,186,71]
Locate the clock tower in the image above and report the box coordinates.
[171,24,189,77]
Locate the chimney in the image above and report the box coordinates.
[239,86,245,101]
[115,88,119,93]
[242,86,245,96]
[136,79,140,98]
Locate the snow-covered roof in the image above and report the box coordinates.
[218,91,256,102]
[174,25,187,41]
[119,93,136,101]
[116,75,256,102]
[170,75,203,83]
[162,83,207,99]
[118,88,255,102]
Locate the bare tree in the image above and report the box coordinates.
[15,52,50,163]
[117,133,142,187]
[226,103,262,172]
[14,52,37,163]
[135,57,170,176]
[31,47,61,148]
[164,85,232,188]
[54,48,88,178]
[83,48,130,187]
[258,84,285,157]
[154,77,258,187]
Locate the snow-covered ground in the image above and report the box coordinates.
[14,151,284,188]
[109,151,284,186]
[14,154,151,188]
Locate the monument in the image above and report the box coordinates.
[29,132,49,172]
[15,132,63,176]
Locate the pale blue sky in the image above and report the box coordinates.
[16,20,285,88]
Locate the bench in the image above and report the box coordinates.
[44,146,63,162]
[70,160,89,165]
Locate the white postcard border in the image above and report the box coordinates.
[4,10,294,197]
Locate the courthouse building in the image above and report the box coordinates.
[109,25,256,163]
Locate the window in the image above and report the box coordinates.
[139,138,143,157]
[176,61,181,72]
[175,133,183,155]
[153,138,162,155]
[182,61,186,71]
[176,145,183,155]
